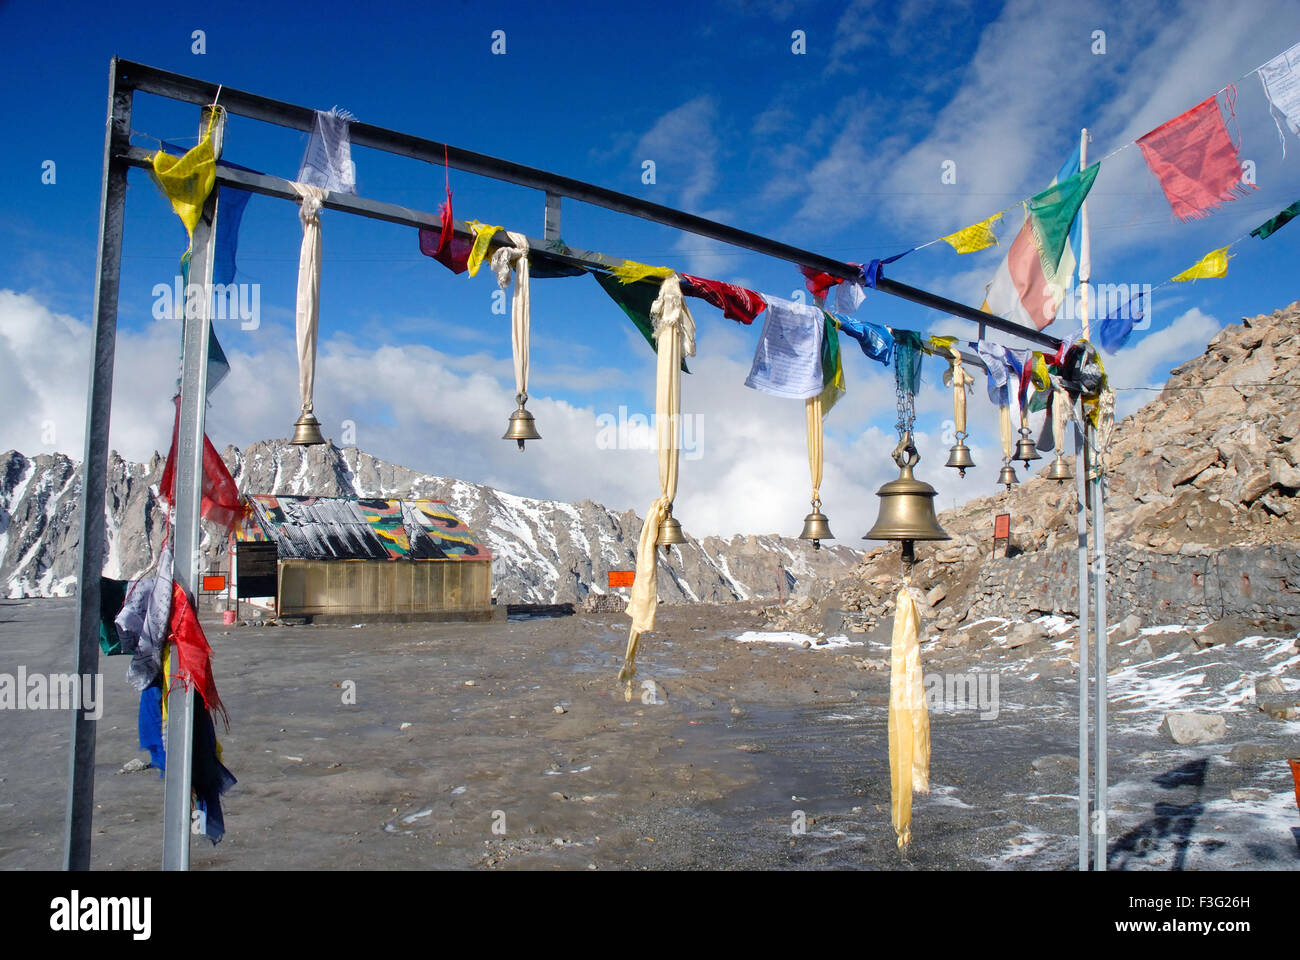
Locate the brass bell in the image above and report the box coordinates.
[997,459,1019,489]
[799,500,834,551]
[863,433,950,567]
[290,410,325,446]
[656,504,687,554]
[1013,426,1041,466]
[945,432,975,478]
[1044,452,1074,483]
[502,396,541,451]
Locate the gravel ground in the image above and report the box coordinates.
[1,597,1297,870]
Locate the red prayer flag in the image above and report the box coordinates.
[159,395,242,534]
[168,580,227,726]
[798,266,844,301]
[680,273,768,325]
[1136,89,1254,222]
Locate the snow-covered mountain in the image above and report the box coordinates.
[1,440,858,604]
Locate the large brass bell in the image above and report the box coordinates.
[656,503,687,554]
[799,499,834,551]
[1013,426,1041,466]
[945,431,975,478]
[291,409,325,446]
[1045,452,1074,483]
[503,395,541,451]
[997,459,1019,490]
[863,432,949,567]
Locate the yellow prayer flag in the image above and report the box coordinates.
[610,259,675,285]
[1171,245,1232,281]
[940,213,1002,254]
[149,129,217,254]
[466,221,503,277]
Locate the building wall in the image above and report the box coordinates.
[277,558,493,619]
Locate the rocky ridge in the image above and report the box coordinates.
[0,440,858,604]
[767,300,1300,642]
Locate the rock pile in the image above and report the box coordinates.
[767,301,1300,642]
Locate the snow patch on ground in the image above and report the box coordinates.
[733,631,863,650]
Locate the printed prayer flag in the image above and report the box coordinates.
[1258,42,1300,155]
[680,273,767,325]
[1171,245,1233,281]
[159,396,242,534]
[941,213,1002,254]
[982,149,1088,330]
[744,295,825,400]
[149,124,217,254]
[819,313,845,414]
[1136,91,1254,222]
[1026,163,1099,288]
[1251,200,1300,240]
[798,266,843,300]
[297,108,356,195]
[592,272,689,372]
[833,313,893,366]
[466,221,503,277]
[610,259,674,285]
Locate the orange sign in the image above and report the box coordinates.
[993,513,1011,540]
[202,575,227,592]
[608,571,635,588]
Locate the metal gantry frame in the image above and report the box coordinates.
[67,57,1111,871]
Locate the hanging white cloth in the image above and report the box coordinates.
[744,294,825,399]
[290,183,326,415]
[490,231,531,403]
[619,275,696,697]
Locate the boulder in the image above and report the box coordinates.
[1157,711,1227,744]
[1108,613,1143,643]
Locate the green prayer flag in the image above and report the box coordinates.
[1026,162,1100,286]
[1251,200,1300,240]
[819,313,845,413]
[593,272,689,373]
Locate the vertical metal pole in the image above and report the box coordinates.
[1073,408,1091,871]
[544,192,561,243]
[1092,437,1108,870]
[162,105,225,871]
[65,59,132,872]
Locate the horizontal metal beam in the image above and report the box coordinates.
[117,58,1062,352]
[121,147,619,273]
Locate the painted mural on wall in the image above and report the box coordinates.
[237,495,488,562]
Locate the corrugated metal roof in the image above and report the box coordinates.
[239,496,490,562]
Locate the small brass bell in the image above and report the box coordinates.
[1013,426,1041,466]
[997,459,1019,490]
[799,499,834,551]
[864,433,950,568]
[945,432,975,478]
[656,504,687,554]
[502,396,541,451]
[291,409,325,446]
[1044,452,1074,483]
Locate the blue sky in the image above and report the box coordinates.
[2,0,1299,539]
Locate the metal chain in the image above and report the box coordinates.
[894,363,914,438]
